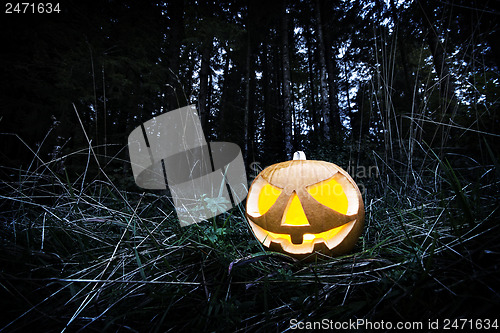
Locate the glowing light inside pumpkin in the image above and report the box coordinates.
[246,158,364,256]
[307,177,348,214]
[254,177,351,245]
[257,176,349,229]
[257,183,282,215]
[250,220,353,248]
[303,233,316,241]
[278,223,346,244]
[282,193,310,226]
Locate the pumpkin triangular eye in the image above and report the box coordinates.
[306,177,348,214]
[257,183,282,215]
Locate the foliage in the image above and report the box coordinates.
[1,0,500,331]
[1,139,498,331]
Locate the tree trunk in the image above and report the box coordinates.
[243,0,257,164]
[244,33,251,163]
[166,0,184,111]
[218,47,231,140]
[417,0,457,149]
[390,0,413,100]
[281,0,294,159]
[207,66,213,139]
[263,41,273,159]
[321,3,342,140]
[314,0,331,142]
[417,0,455,105]
[199,41,211,131]
[305,24,318,135]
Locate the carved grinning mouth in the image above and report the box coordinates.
[248,220,356,254]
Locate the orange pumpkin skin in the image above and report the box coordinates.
[245,158,364,259]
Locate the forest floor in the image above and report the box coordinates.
[1,141,499,332]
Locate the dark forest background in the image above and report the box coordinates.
[1,0,500,331]
[1,0,498,172]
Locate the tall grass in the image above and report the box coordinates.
[1,116,499,332]
[2,24,500,333]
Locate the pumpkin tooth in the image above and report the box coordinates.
[290,233,303,245]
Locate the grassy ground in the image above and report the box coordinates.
[1,134,499,332]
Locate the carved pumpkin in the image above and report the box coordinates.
[246,152,364,258]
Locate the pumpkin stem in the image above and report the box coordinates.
[293,151,306,160]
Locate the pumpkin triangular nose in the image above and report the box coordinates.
[281,193,310,227]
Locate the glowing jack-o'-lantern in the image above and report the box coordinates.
[245,152,364,258]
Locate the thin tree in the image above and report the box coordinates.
[166,0,185,111]
[314,0,331,142]
[417,0,457,149]
[281,0,294,158]
[199,41,211,130]
[321,1,342,139]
